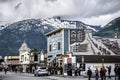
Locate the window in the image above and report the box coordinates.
[49,44,52,51]
[58,42,61,50]
[21,55,24,62]
[34,54,38,61]
[25,57,26,61]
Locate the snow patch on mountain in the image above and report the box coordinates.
[87,25,98,32]
[0,17,101,32]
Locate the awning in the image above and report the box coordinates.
[76,55,120,63]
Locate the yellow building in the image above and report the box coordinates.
[4,56,19,71]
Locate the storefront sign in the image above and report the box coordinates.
[61,54,69,58]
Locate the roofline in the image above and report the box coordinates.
[45,28,87,37]
[45,28,64,36]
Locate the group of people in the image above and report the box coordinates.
[74,66,82,76]
[114,64,120,80]
[87,64,120,80]
[87,66,109,80]
[47,64,63,75]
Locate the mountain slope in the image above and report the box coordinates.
[94,17,120,38]
[0,19,55,56]
[0,17,101,57]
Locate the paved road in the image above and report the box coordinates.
[0,72,115,80]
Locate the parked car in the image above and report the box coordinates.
[34,66,48,76]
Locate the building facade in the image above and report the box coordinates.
[37,50,47,66]
[46,28,120,76]
[46,28,69,66]
[4,56,19,71]
[19,41,31,72]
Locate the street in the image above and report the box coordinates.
[0,72,115,80]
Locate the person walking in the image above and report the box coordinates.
[77,66,81,76]
[87,67,92,80]
[100,68,104,80]
[107,66,111,78]
[114,64,119,80]
[102,66,107,80]
[69,66,72,76]
[74,67,77,76]
[4,67,8,74]
[60,65,63,75]
[32,66,35,73]
[95,68,99,80]
[118,66,120,80]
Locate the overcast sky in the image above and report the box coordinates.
[0,0,120,26]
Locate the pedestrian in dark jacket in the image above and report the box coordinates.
[118,66,120,80]
[114,64,119,80]
[87,68,92,80]
[107,66,111,78]
[100,68,104,80]
[4,67,8,74]
[48,65,52,75]
[74,67,77,76]
[95,68,99,80]
[60,65,63,75]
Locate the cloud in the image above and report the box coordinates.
[0,0,120,25]
[81,11,120,26]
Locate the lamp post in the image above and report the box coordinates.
[81,56,85,76]
[81,56,84,64]
[102,58,104,67]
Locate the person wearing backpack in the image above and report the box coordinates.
[87,67,92,80]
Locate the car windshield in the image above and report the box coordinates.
[40,67,46,69]
[37,67,46,70]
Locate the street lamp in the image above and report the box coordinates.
[81,56,85,75]
[81,56,84,63]
[102,58,104,66]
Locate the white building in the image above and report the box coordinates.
[19,41,31,72]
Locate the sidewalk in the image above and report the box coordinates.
[16,72,34,77]
[0,72,4,80]
[0,71,33,77]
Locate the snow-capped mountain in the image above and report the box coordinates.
[40,17,101,31]
[0,17,101,57]
[0,24,8,30]
[0,17,101,31]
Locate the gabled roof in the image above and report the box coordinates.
[19,41,30,51]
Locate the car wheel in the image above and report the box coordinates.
[34,74,36,77]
